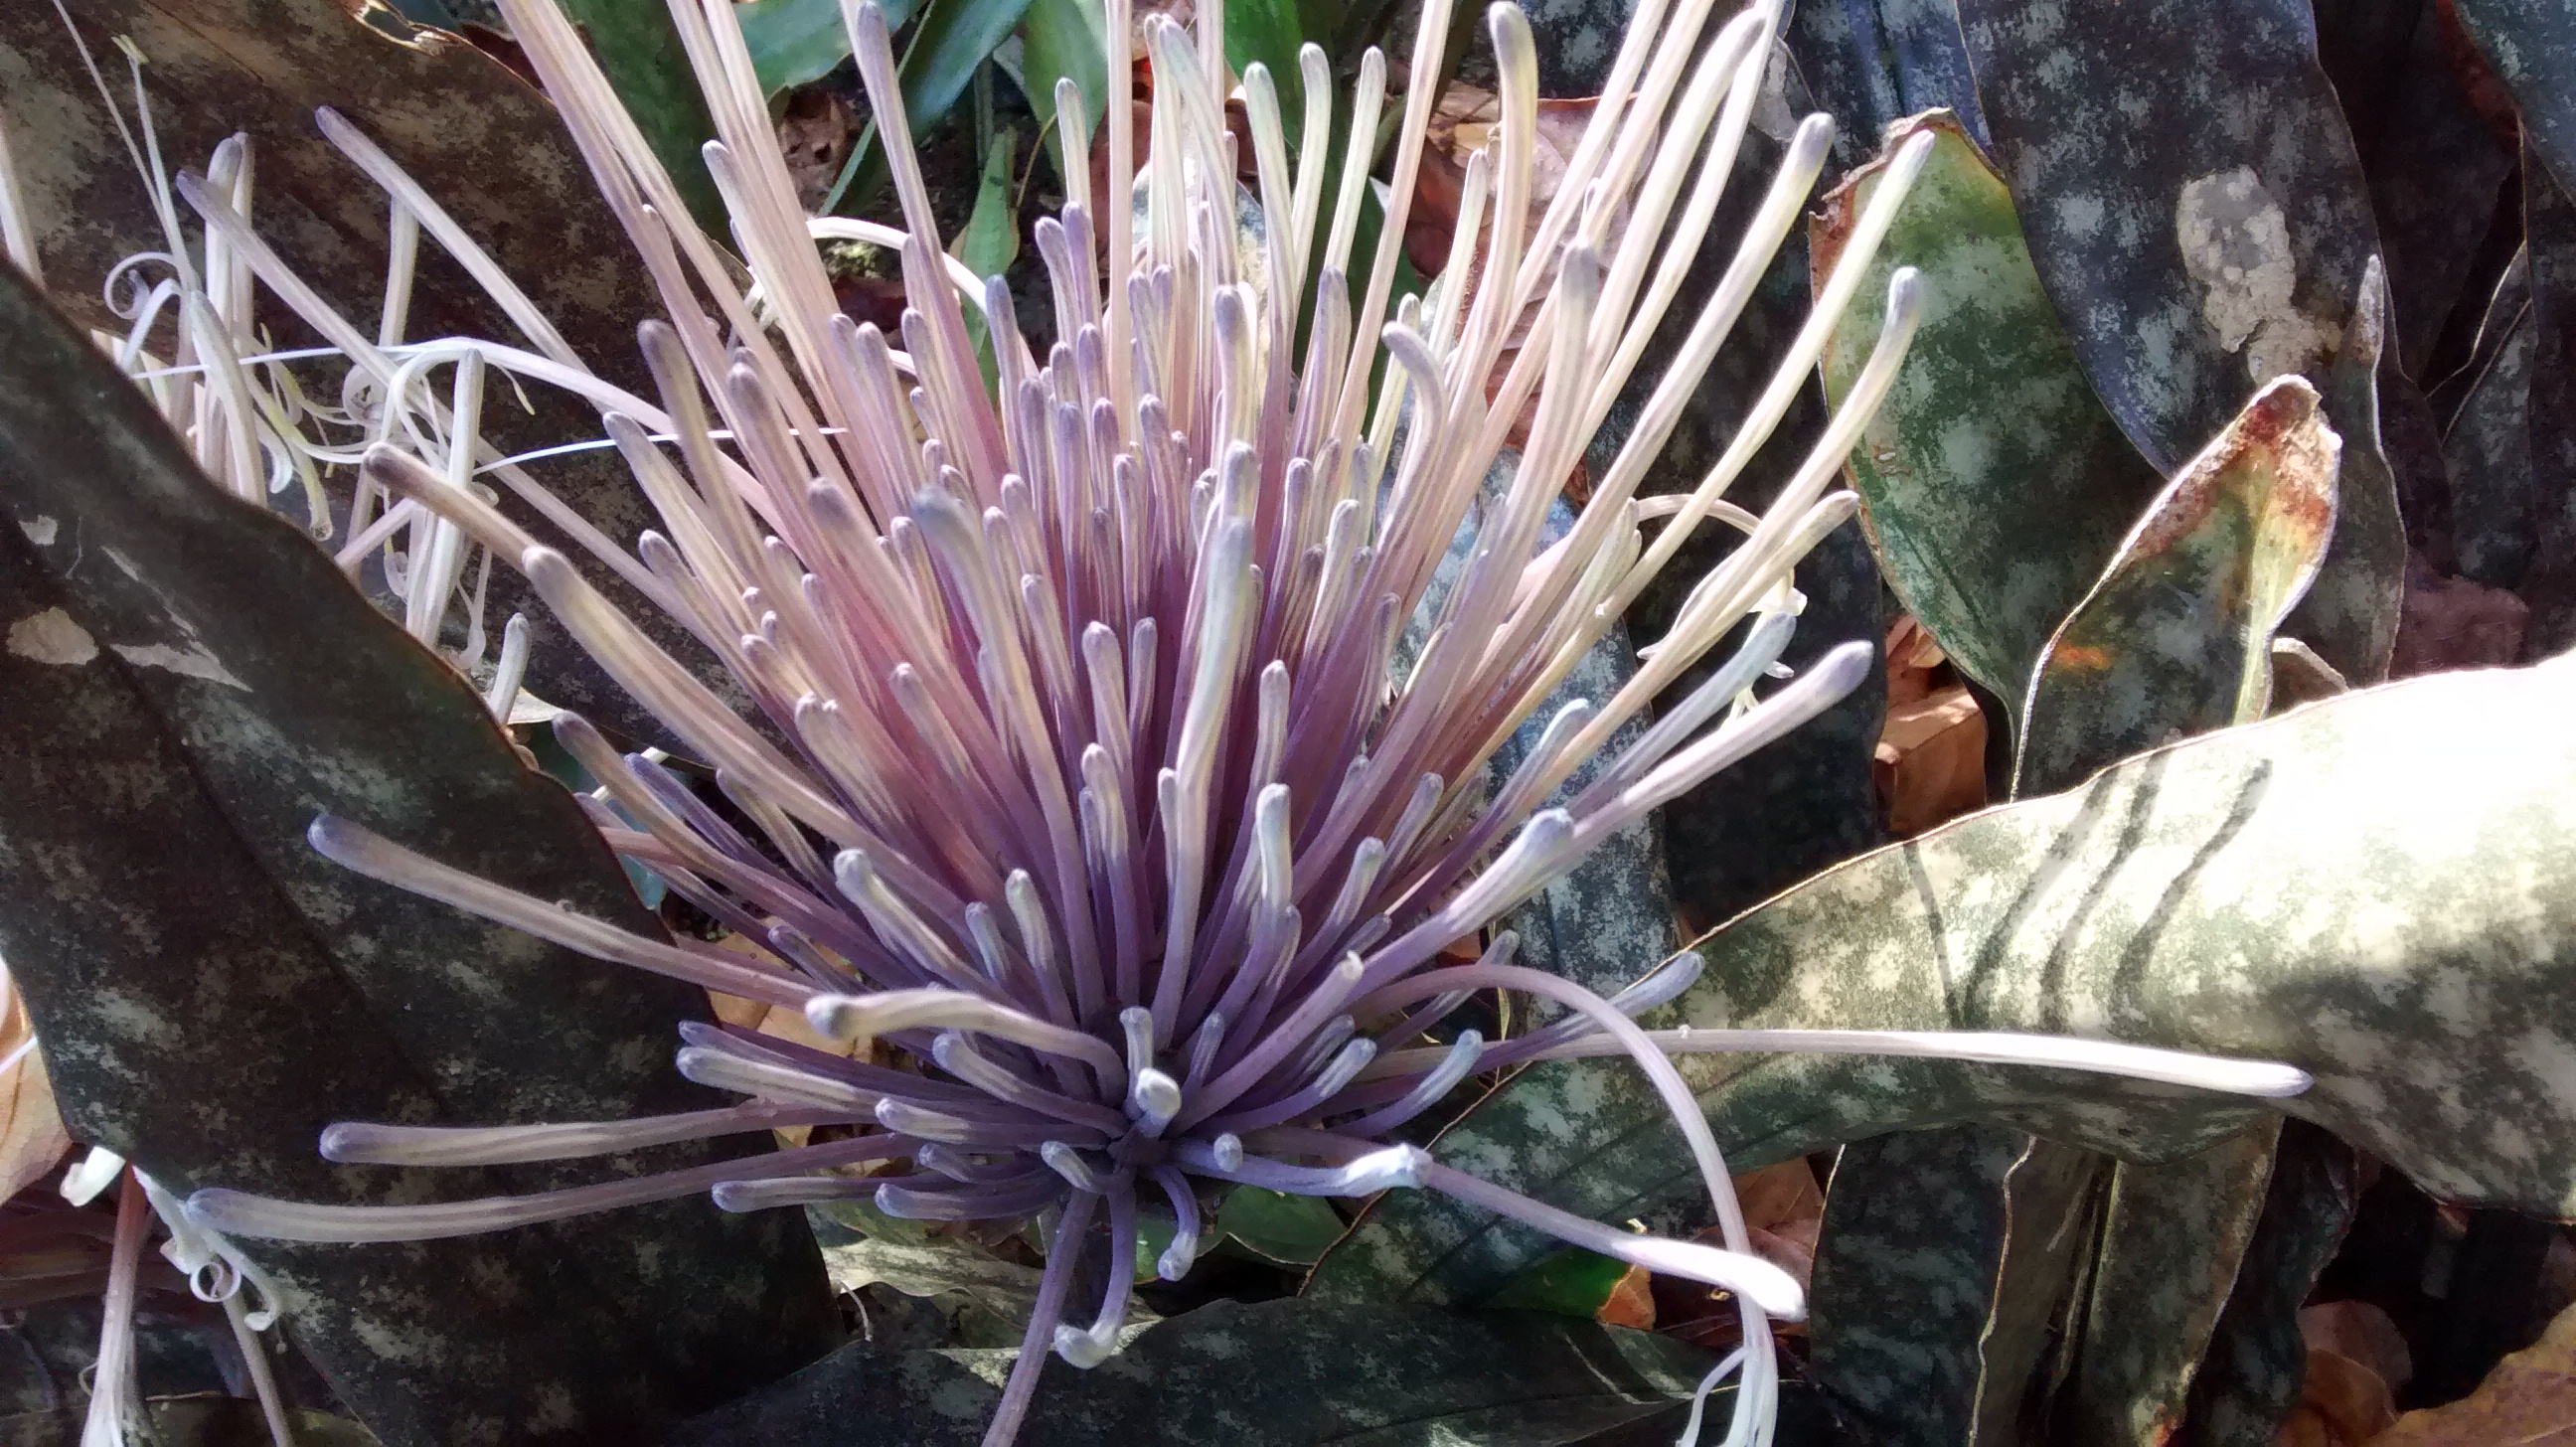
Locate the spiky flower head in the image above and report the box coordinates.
[125,0,2314,1441]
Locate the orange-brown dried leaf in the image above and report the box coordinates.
[2365,1298,2576,1444]
[1598,1261,1656,1329]
[0,977,71,1206]
[1875,685,1988,836]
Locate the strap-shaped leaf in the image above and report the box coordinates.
[1811,111,2165,731]
[2058,1121,2280,1442]
[2179,1121,2361,1445]
[2015,376,2340,796]
[1805,1126,2098,1445]
[2287,256,2406,685]
[670,1300,1754,1446]
[1954,0,2379,476]
[0,266,834,1441]
[1309,649,2576,1303]
[2448,0,2576,199]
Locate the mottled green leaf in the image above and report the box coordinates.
[1803,1128,2100,1446]
[671,1300,1723,1446]
[2061,1121,2280,1443]
[1217,1186,1348,1267]
[2442,270,2538,591]
[1812,111,2165,731]
[1786,0,1990,175]
[1016,0,1108,180]
[1310,652,2576,1303]
[2518,147,2576,657]
[2180,1121,2361,1446]
[1970,1139,2106,1444]
[1806,1126,2039,1443]
[0,0,723,747]
[1956,0,2379,475]
[2016,376,2341,797]
[2288,255,2406,685]
[0,267,835,1445]
[2448,0,2576,197]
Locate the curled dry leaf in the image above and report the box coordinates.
[0,971,71,1206]
[2279,1347,2399,1446]
[2364,1298,2576,1445]
[2302,1301,2413,1395]
[1875,685,1988,837]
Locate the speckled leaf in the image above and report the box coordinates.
[2449,0,2576,195]
[1811,111,2166,731]
[1955,0,2379,475]
[2015,377,2341,797]
[2441,266,2538,592]
[2059,1121,2280,1443]
[1970,1139,2107,1444]
[2179,1121,2362,1446]
[0,268,835,1443]
[0,0,715,747]
[2319,0,2519,379]
[1806,1125,2094,1445]
[821,1233,1046,1320]
[1786,0,1990,175]
[2286,256,2406,684]
[671,1300,1727,1446]
[1596,106,1889,934]
[2517,147,2576,657]
[1415,458,1679,999]
[1802,1130,2100,1447]
[1309,650,2576,1303]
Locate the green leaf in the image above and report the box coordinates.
[2441,265,2539,590]
[2286,255,2407,685]
[556,0,727,232]
[1016,0,1108,181]
[0,266,837,1440]
[1953,0,2379,477]
[2014,375,2341,796]
[2179,1121,2361,1444]
[1309,651,2576,1304]
[2448,0,2576,200]
[1805,1127,2098,1445]
[739,0,919,96]
[831,0,1043,213]
[1480,1246,1632,1319]
[1811,110,2165,733]
[955,125,1022,391]
[1225,0,1308,137]
[2060,1121,2281,1443]
[1217,1186,1348,1266]
[670,1300,1734,1446]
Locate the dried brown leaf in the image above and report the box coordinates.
[2366,1298,2576,1445]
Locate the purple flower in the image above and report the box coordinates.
[159,2,2310,1441]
